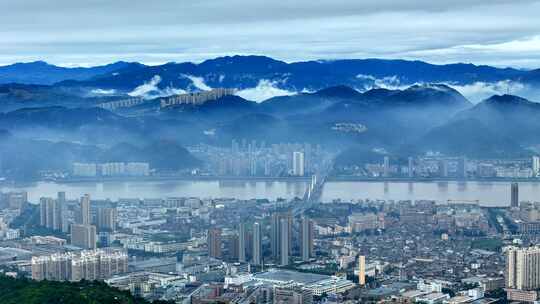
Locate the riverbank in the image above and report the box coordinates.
[55,175,312,184]
[328,176,540,183]
[8,175,540,185]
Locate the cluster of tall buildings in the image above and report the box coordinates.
[272,213,314,265]
[160,88,236,108]
[31,249,128,281]
[40,193,117,249]
[98,88,236,111]
[40,192,68,232]
[97,97,146,111]
[479,165,535,179]
[204,140,325,177]
[337,155,540,180]
[379,156,467,178]
[72,162,150,177]
[271,211,293,266]
[207,212,315,267]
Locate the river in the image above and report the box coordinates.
[1,180,539,207]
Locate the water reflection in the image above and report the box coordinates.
[322,180,540,207]
[437,182,448,192]
[2,180,540,207]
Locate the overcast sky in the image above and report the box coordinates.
[2,0,540,68]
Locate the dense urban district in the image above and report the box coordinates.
[0,174,538,303]
[16,139,540,182]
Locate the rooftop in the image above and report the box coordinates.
[253,269,331,285]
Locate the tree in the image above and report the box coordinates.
[442,287,456,297]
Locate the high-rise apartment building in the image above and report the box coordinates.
[208,228,222,259]
[358,255,366,286]
[533,156,540,177]
[292,152,305,176]
[57,191,66,204]
[458,157,468,178]
[383,156,390,177]
[97,207,117,232]
[57,192,71,233]
[31,252,72,281]
[506,246,540,291]
[511,183,519,208]
[301,217,314,262]
[280,218,290,266]
[271,211,293,262]
[438,160,449,178]
[271,214,280,259]
[407,157,414,178]
[40,197,54,228]
[225,234,239,261]
[39,198,47,227]
[238,223,246,263]
[40,195,63,231]
[97,249,128,279]
[78,194,91,225]
[252,222,262,265]
[32,249,127,282]
[71,224,97,249]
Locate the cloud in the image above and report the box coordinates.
[90,88,117,95]
[128,75,186,98]
[182,74,212,91]
[158,87,188,97]
[448,80,528,102]
[356,74,538,103]
[236,79,297,102]
[301,88,315,93]
[2,1,540,68]
[128,75,162,97]
[356,74,407,91]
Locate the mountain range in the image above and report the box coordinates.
[0,83,536,152]
[1,55,539,93]
[1,55,540,178]
[0,61,141,85]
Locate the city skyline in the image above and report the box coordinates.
[1,1,540,303]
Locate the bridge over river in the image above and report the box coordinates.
[293,161,333,215]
